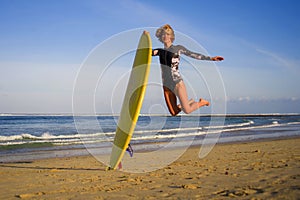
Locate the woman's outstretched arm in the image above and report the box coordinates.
[179,45,224,61]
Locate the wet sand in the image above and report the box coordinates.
[0,138,299,199]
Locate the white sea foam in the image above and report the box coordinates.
[1,119,299,147]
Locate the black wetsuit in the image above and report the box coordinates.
[152,45,211,91]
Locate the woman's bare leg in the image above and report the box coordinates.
[177,99,195,109]
[163,86,181,116]
[163,86,196,116]
[174,81,210,114]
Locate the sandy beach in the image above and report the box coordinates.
[0,137,299,200]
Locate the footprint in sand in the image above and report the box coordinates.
[214,187,264,197]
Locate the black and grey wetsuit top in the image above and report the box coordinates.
[152,45,211,91]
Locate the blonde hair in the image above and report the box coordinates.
[155,24,175,43]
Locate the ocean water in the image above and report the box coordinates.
[0,113,300,162]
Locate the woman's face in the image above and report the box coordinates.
[161,30,172,44]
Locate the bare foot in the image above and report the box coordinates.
[178,99,194,109]
[198,98,210,107]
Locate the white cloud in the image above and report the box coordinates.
[256,48,300,72]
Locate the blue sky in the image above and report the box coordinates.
[1,0,300,114]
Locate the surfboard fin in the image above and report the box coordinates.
[126,144,134,157]
[118,162,122,170]
[106,162,122,171]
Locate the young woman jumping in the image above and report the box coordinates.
[152,24,224,116]
[126,26,224,158]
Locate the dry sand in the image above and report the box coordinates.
[0,138,299,199]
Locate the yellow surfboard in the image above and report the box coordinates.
[108,31,152,170]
